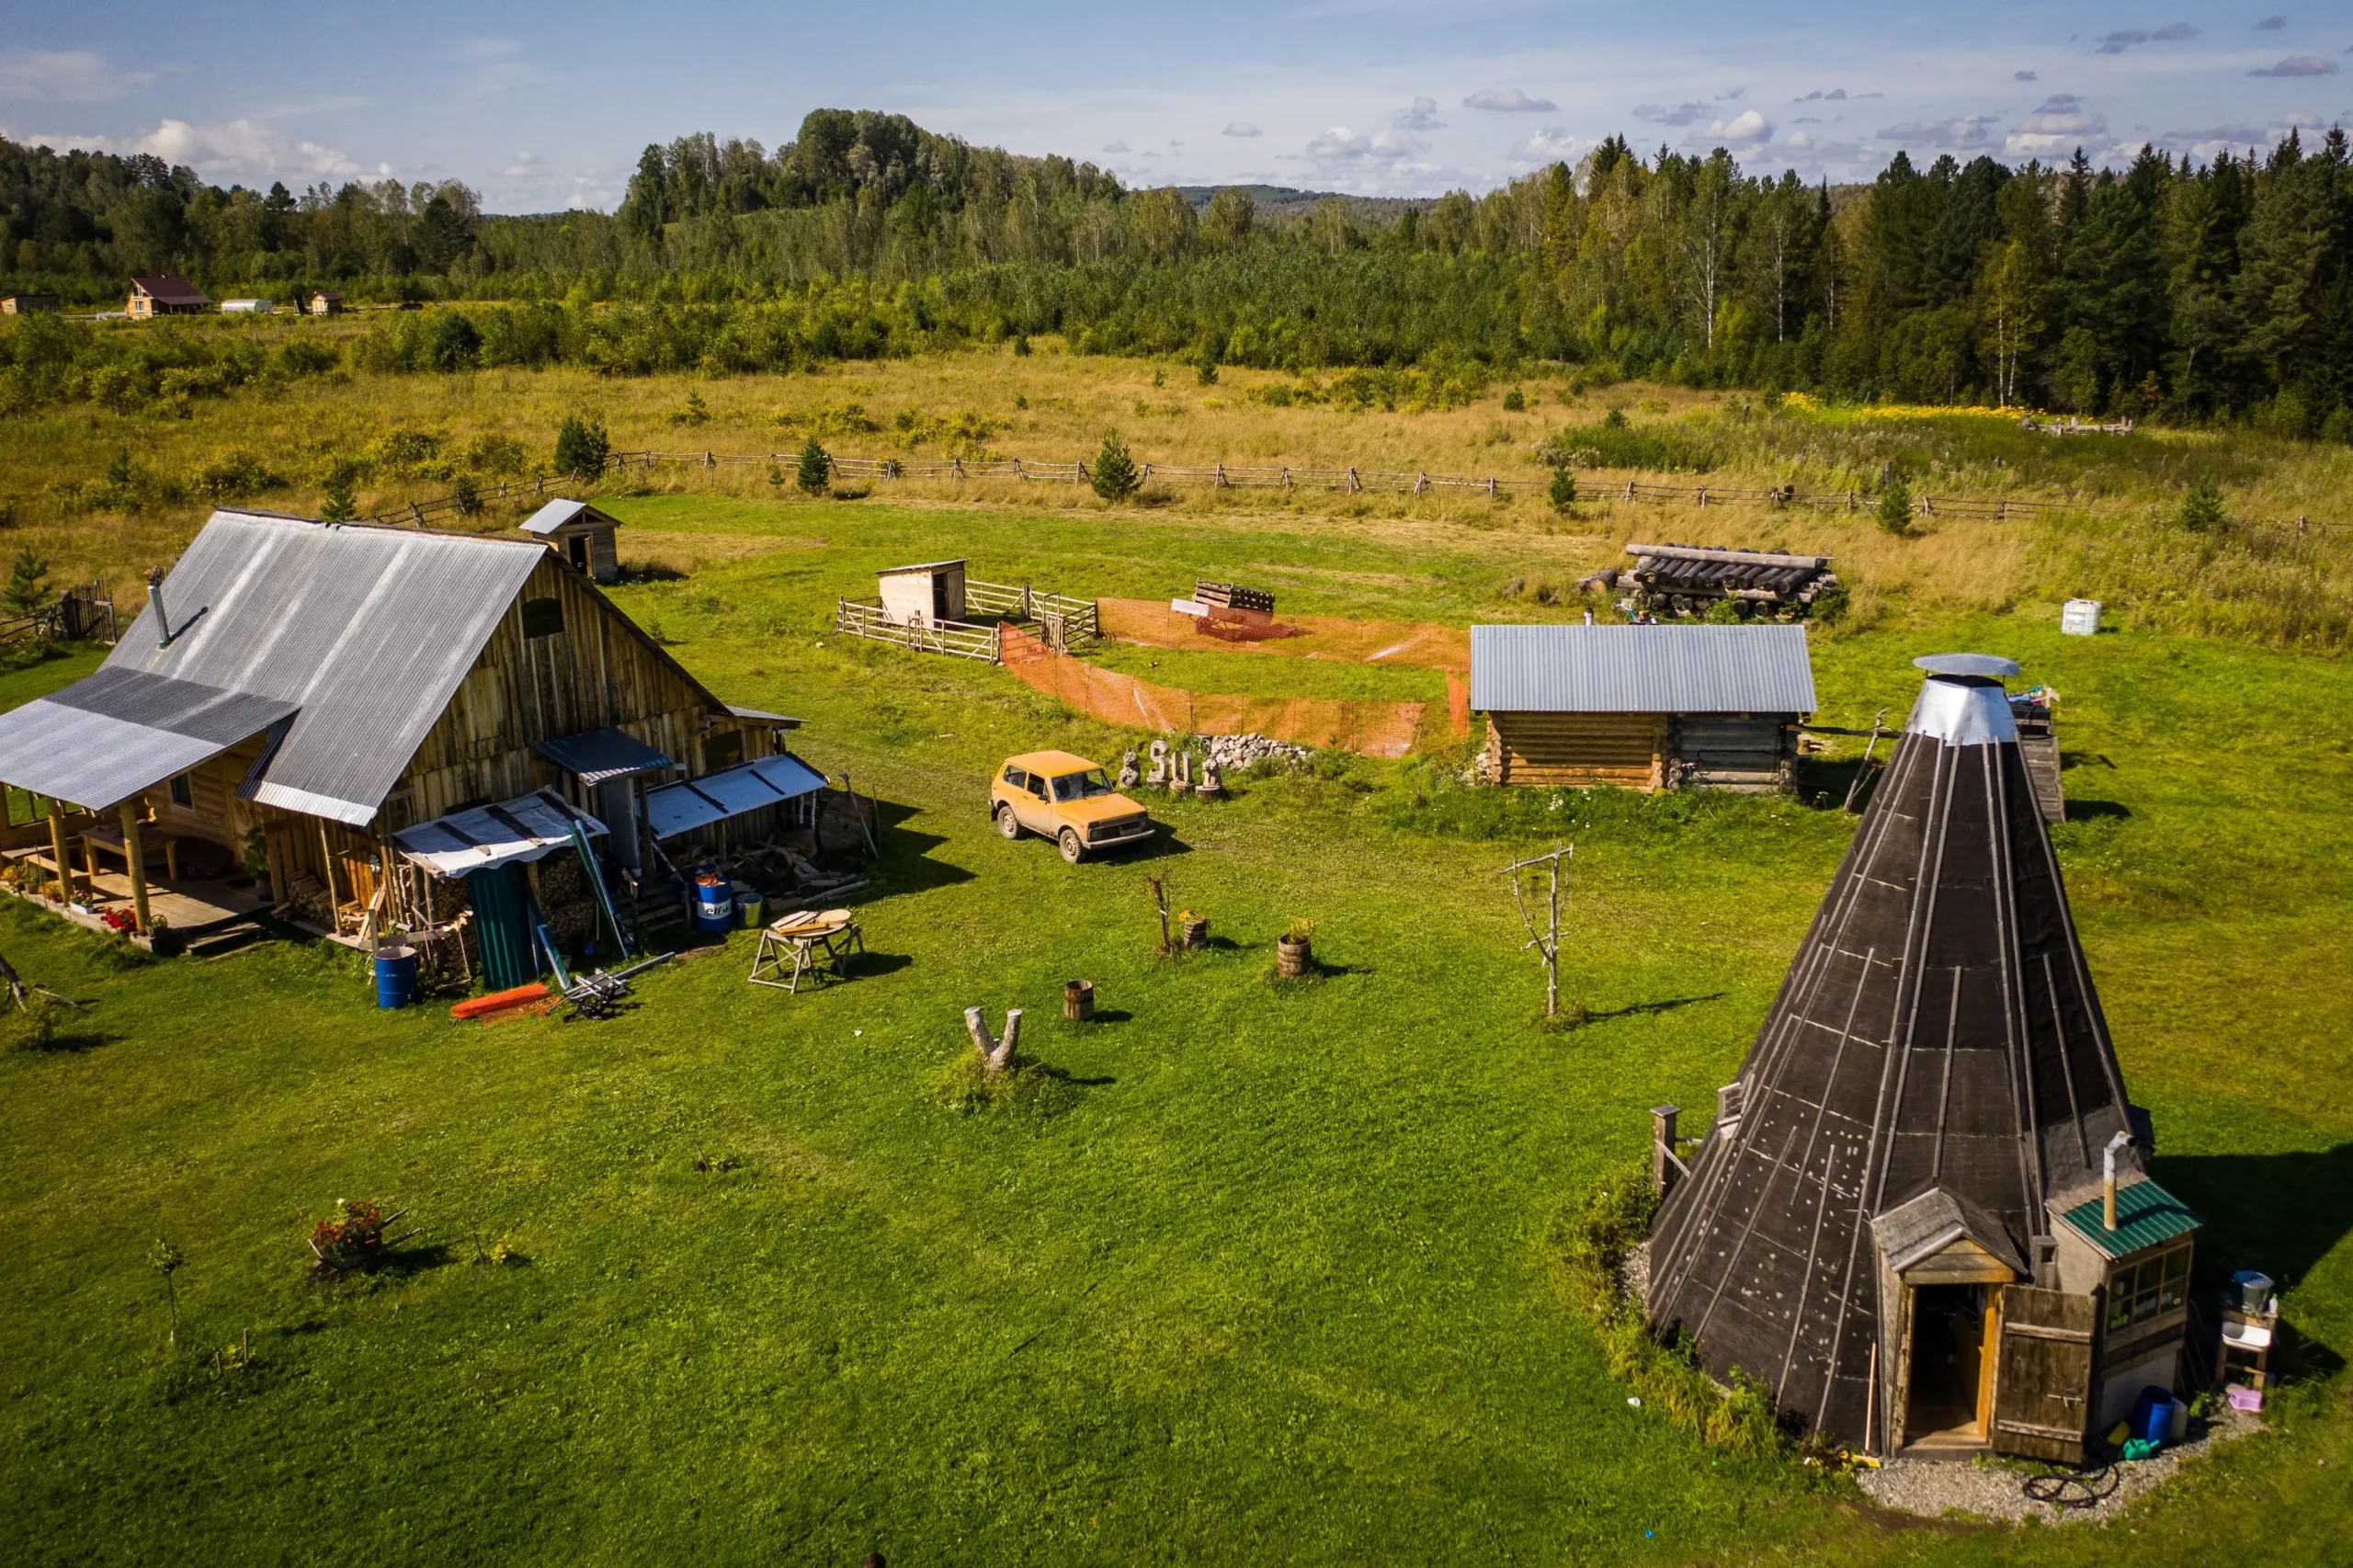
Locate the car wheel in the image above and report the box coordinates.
[1058,828,1086,864]
[995,804,1021,839]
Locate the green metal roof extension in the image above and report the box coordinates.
[2055,1178,2203,1258]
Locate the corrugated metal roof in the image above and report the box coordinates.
[2055,1178,2203,1259]
[131,275,210,304]
[535,727,670,785]
[518,499,615,536]
[104,511,551,826]
[0,669,297,809]
[1469,623,1816,714]
[644,752,825,840]
[392,787,606,877]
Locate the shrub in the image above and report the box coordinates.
[1874,472,1913,536]
[1548,466,1576,511]
[795,435,830,494]
[553,414,609,479]
[2179,472,2226,532]
[1503,385,1526,412]
[1013,333,1031,357]
[426,310,482,371]
[6,992,63,1051]
[194,450,283,504]
[1090,429,1141,502]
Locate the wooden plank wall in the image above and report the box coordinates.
[1488,712,1663,789]
[1668,715,1794,794]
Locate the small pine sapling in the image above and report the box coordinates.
[1090,430,1141,502]
[3,545,50,619]
[318,469,358,523]
[1874,472,1914,536]
[1503,386,1527,412]
[1012,333,1031,357]
[1548,466,1577,512]
[553,414,610,479]
[2178,473,2226,532]
[796,435,832,494]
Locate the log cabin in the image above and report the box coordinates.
[1470,623,1814,792]
[0,509,815,981]
[127,275,211,317]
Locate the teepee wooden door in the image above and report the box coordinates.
[1990,1285,2096,1463]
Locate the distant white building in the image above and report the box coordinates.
[220,299,275,314]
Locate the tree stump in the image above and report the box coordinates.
[1063,979,1095,1021]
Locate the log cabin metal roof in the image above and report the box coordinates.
[1468,623,1816,715]
[0,667,297,811]
[130,274,210,305]
[518,498,620,536]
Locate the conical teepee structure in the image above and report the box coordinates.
[1645,654,2144,1451]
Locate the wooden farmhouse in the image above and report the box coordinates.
[1646,653,2202,1461]
[519,498,623,584]
[127,275,211,318]
[308,290,345,315]
[1470,623,1814,791]
[0,509,818,986]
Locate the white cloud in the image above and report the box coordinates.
[6,118,367,182]
[1462,87,1556,112]
[1634,100,1714,127]
[1393,95,1443,131]
[503,151,543,177]
[2006,93,2108,155]
[1299,126,1427,177]
[1703,108,1772,145]
[1222,121,1260,138]
[1878,115,2001,150]
[1507,125,1584,164]
[0,48,152,103]
[2250,55,2338,76]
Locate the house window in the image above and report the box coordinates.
[169,773,195,809]
[521,597,564,639]
[5,788,50,827]
[2105,1245,2191,1334]
[702,730,744,773]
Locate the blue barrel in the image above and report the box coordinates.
[2131,1386,2175,1447]
[693,879,734,934]
[373,946,418,1009]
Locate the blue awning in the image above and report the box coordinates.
[535,726,671,786]
[644,752,826,840]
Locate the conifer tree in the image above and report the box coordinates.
[2178,473,2226,532]
[319,469,358,523]
[1547,466,1577,511]
[796,435,831,494]
[3,546,50,619]
[1089,430,1140,502]
[1875,472,1914,536]
[554,415,610,479]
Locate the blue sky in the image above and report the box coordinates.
[3,2,2347,211]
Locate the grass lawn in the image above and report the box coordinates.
[0,494,2347,1565]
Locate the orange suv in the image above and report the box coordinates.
[991,750,1155,863]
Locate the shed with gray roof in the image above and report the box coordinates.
[518,498,621,582]
[1469,623,1815,792]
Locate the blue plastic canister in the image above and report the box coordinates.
[373,946,418,1009]
[2130,1386,2176,1447]
[693,878,734,934]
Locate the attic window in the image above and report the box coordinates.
[702,730,745,773]
[521,597,564,640]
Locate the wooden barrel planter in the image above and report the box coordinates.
[1180,915,1209,950]
[1063,979,1095,1021]
[1276,936,1313,977]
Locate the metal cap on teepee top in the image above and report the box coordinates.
[1906,653,2020,744]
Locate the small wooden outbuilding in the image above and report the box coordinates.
[1,295,58,314]
[308,290,345,315]
[519,498,622,584]
[877,560,969,627]
[127,276,210,318]
[1470,623,1814,792]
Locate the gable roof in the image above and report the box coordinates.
[1871,1186,2029,1277]
[130,275,210,305]
[1469,623,1816,714]
[518,498,619,536]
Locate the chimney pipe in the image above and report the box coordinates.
[146,567,169,649]
[2102,1131,2131,1232]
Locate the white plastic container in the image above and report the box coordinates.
[2061,598,2102,636]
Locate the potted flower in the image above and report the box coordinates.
[1278,918,1314,977]
[308,1199,404,1275]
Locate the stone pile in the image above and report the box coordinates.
[1201,733,1314,771]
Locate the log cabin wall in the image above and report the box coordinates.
[1666,715,1796,793]
[1486,712,1665,790]
[382,554,744,829]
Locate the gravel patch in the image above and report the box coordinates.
[1855,1403,2264,1526]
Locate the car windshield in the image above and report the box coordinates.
[1051,768,1115,802]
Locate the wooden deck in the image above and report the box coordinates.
[3,847,274,945]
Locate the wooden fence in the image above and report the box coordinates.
[363,448,2344,538]
[832,600,1002,661]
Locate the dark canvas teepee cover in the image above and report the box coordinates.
[1644,654,2140,1446]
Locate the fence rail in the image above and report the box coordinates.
[963,578,1100,642]
[359,448,2343,538]
[832,599,1002,661]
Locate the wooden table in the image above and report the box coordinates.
[78,823,180,881]
[748,910,863,993]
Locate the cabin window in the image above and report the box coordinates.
[2105,1244,2191,1334]
[521,597,564,639]
[701,730,744,773]
[5,788,51,827]
[168,773,195,810]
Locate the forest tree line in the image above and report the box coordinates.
[2,108,2349,432]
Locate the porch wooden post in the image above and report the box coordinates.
[44,801,76,901]
[119,802,153,934]
[1651,1105,1680,1197]
[262,825,287,907]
